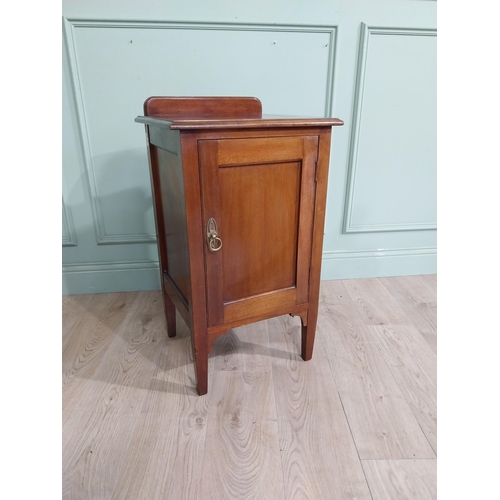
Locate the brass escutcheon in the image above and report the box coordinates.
[207,217,222,252]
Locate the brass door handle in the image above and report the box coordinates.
[207,218,222,252]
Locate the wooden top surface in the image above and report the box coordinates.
[136,96,343,130]
[135,115,344,130]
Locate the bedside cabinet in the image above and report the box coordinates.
[136,96,343,395]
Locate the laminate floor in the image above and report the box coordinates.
[62,275,437,500]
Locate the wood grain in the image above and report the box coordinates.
[213,320,272,372]
[268,315,372,499]
[62,294,95,338]
[138,96,341,393]
[223,288,299,324]
[62,293,98,343]
[319,280,435,460]
[217,136,305,165]
[295,136,318,306]
[167,117,344,130]
[369,325,437,453]
[144,95,262,120]
[219,160,301,302]
[206,302,309,336]
[300,129,333,361]
[63,409,139,500]
[418,274,437,296]
[343,278,410,325]
[380,276,437,353]
[62,293,137,384]
[382,275,436,305]
[200,370,285,500]
[420,331,437,354]
[198,139,224,327]
[63,292,167,499]
[179,131,210,395]
[362,459,437,500]
[65,292,166,416]
[62,293,139,423]
[111,329,209,500]
[157,146,191,302]
[63,276,437,498]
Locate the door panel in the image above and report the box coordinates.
[217,136,305,165]
[199,135,318,326]
[220,161,301,302]
[224,288,297,323]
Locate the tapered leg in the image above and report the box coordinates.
[191,328,208,395]
[301,309,317,361]
[163,292,177,338]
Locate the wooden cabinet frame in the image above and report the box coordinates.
[136,97,343,395]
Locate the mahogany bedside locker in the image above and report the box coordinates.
[135,96,343,395]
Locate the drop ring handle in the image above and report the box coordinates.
[207,218,222,252]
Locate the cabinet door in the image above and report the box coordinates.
[199,135,318,326]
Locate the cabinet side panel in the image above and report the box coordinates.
[219,161,301,303]
[156,145,191,304]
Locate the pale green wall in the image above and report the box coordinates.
[62,0,436,294]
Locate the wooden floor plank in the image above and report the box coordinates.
[62,294,93,336]
[369,325,437,453]
[382,276,436,304]
[62,410,140,500]
[62,293,99,344]
[63,275,438,499]
[63,292,172,499]
[62,293,138,386]
[110,412,177,500]
[362,459,437,500]
[420,331,437,354]
[343,278,410,325]
[66,292,168,416]
[111,327,209,500]
[212,320,272,372]
[200,370,285,500]
[268,314,372,500]
[418,274,437,296]
[62,293,140,424]
[380,276,437,342]
[319,280,435,460]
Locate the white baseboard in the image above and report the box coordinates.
[62,261,161,295]
[320,247,437,280]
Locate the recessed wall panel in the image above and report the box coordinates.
[345,27,437,233]
[70,24,332,242]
